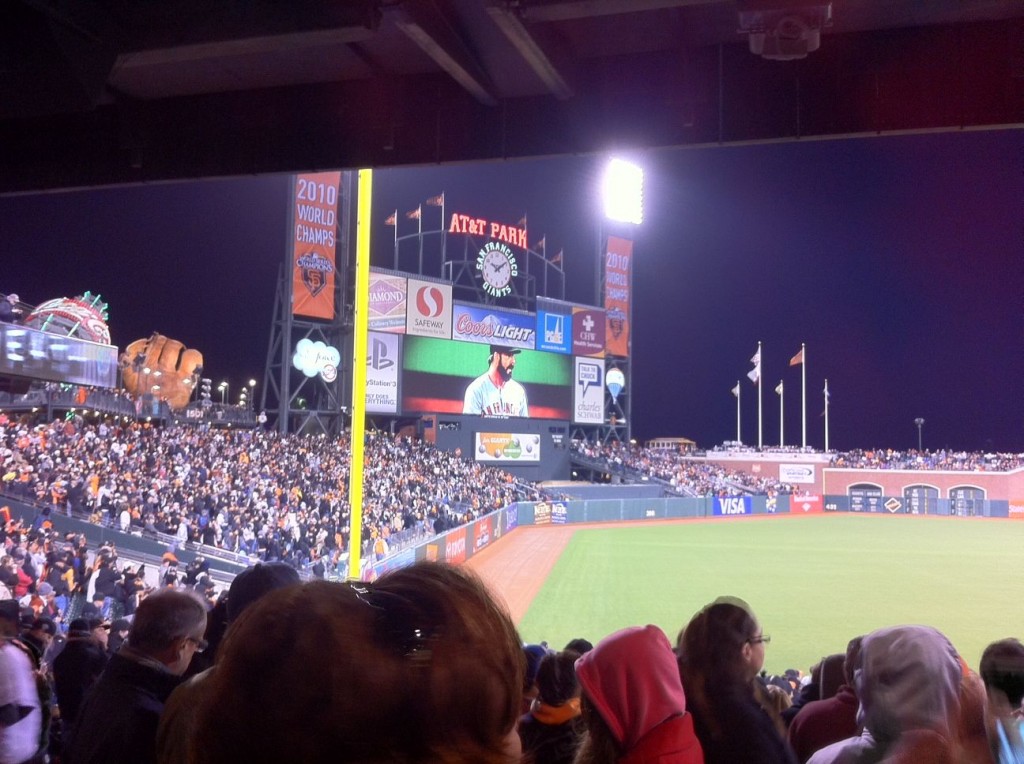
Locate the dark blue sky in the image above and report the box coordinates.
[1,128,1020,451]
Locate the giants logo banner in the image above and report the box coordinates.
[604,236,632,357]
[368,272,407,333]
[406,279,452,338]
[366,331,399,413]
[291,172,341,320]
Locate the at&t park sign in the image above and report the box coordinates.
[449,212,527,299]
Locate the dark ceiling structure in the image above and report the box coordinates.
[2,0,1023,194]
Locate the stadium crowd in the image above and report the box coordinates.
[0,416,543,573]
[0,558,1019,764]
[571,440,798,496]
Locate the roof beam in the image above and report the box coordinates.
[394,3,498,106]
[486,2,573,99]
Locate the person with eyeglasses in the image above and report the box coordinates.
[62,589,207,764]
[677,596,797,764]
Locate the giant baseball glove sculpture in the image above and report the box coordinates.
[121,333,203,411]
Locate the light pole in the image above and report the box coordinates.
[914,417,925,452]
[599,156,643,445]
[218,381,228,405]
[248,378,257,410]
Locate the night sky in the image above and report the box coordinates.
[1,127,1020,452]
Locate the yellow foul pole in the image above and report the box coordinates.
[347,169,372,580]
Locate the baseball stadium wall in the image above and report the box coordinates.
[363,488,1019,579]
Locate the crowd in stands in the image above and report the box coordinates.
[2,559,1020,763]
[0,415,544,574]
[829,448,1024,472]
[572,440,1024,497]
[571,440,798,496]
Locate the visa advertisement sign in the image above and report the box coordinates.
[452,303,536,349]
[536,310,571,354]
[713,496,752,516]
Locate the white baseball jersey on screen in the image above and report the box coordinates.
[463,374,529,417]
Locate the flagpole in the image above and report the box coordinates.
[757,341,763,449]
[800,342,807,449]
[778,382,784,447]
[417,205,423,274]
[440,194,446,264]
[737,380,745,440]
[824,379,830,452]
[392,209,398,269]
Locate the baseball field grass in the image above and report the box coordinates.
[515,514,1024,674]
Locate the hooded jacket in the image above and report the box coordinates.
[575,625,703,764]
[808,625,963,764]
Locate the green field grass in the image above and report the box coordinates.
[516,514,1024,674]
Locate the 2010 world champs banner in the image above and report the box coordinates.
[291,172,342,320]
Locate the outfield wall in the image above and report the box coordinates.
[364,490,1012,579]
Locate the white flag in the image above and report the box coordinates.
[775,381,783,395]
[747,367,760,384]
[731,383,740,397]
[824,381,830,403]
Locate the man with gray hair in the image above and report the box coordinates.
[63,590,207,764]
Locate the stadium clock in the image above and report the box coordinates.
[476,242,518,298]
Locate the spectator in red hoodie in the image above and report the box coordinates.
[574,624,704,764]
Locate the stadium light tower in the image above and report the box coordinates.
[914,417,925,452]
[592,156,643,448]
[602,158,644,224]
[218,381,228,405]
[249,378,257,410]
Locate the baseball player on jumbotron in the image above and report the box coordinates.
[462,344,529,417]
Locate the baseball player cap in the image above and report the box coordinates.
[489,345,521,356]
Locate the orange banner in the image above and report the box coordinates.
[604,235,632,357]
[291,172,341,319]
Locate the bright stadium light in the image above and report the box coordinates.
[602,158,644,224]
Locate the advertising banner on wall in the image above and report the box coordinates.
[791,494,824,514]
[536,309,571,354]
[474,517,493,552]
[573,356,605,424]
[572,307,606,357]
[444,527,467,565]
[779,464,815,484]
[291,171,341,320]
[713,496,752,516]
[405,279,452,338]
[452,303,536,349]
[368,272,407,333]
[365,331,399,413]
[534,503,552,525]
[475,433,542,462]
[604,236,632,357]
[402,336,572,419]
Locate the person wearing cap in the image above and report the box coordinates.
[0,599,44,764]
[63,589,207,764]
[20,618,57,668]
[463,344,529,417]
[52,618,109,732]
